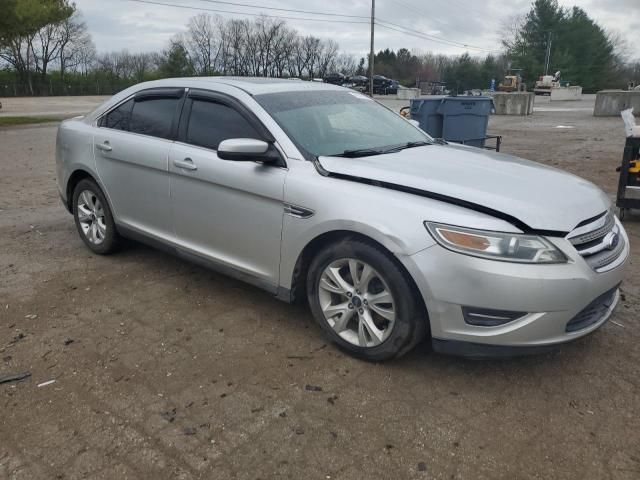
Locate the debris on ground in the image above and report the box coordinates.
[37,379,56,388]
[160,408,177,423]
[9,333,26,344]
[63,338,75,346]
[0,372,31,385]
[183,427,197,435]
[327,394,338,404]
[418,462,427,472]
[305,384,323,392]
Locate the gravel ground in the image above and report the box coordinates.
[0,96,108,118]
[1,95,639,480]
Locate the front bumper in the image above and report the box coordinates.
[401,225,629,354]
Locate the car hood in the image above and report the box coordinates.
[318,144,610,233]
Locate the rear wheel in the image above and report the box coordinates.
[307,239,427,361]
[72,179,120,254]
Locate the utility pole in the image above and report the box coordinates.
[543,30,552,76]
[369,0,375,96]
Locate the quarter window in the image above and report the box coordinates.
[100,98,133,131]
[129,97,179,139]
[186,99,261,150]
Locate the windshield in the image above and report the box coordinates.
[255,90,432,158]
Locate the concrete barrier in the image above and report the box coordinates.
[550,86,582,101]
[491,92,535,115]
[594,90,640,116]
[397,88,420,100]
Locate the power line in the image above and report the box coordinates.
[195,0,369,19]
[376,20,501,53]
[431,0,493,19]
[122,0,371,24]
[385,0,451,27]
[375,21,501,53]
[123,0,500,53]
[383,0,501,42]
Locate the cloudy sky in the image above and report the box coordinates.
[74,0,638,58]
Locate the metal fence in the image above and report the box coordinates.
[0,80,136,97]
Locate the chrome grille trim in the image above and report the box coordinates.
[567,211,625,272]
[567,213,615,245]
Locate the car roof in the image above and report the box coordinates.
[138,76,345,96]
[84,77,348,123]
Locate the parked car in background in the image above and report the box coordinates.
[323,72,346,86]
[56,78,628,361]
[348,75,368,86]
[371,75,400,95]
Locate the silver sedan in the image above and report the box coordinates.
[55,78,628,360]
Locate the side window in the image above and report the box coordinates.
[186,99,261,150]
[99,98,133,131]
[129,97,179,139]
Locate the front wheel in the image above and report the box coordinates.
[307,239,427,361]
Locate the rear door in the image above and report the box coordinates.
[169,90,287,291]
[94,88,184,241]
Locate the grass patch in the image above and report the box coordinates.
[0,116,60,126]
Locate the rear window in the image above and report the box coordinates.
[129,97,179,139]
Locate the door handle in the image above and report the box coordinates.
[173,158,197,171]
[96,141,112,152]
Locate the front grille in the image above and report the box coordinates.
[567,211,625,272]
[565,286,619,332]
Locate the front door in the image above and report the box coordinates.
[169,93,287,290]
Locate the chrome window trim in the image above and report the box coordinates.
[94,87,188,129]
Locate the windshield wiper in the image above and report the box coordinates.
[334,141,431,158]
[337,147,388,158]
[386,140,432,152]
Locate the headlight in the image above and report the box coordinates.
[425,222,567,264]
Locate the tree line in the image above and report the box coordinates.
[370,0,639,93]
[0,0,638,96]
[0,0,347,96]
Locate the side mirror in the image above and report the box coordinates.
[217,138,281,164]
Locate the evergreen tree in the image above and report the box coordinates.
[505,0,618,91]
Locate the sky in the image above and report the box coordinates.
[74,0,639,59]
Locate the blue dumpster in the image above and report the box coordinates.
[437,96,494,148]
[409,96,445,139]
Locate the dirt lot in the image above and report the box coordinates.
[0,96,108,118]
[1,95,639,480]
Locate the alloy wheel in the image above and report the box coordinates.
[77,190,106,245]
[318,258,396,348]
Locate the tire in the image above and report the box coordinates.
[307,238,427,361]
[72,178,121,254]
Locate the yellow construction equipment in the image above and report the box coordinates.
[498,69,525,92]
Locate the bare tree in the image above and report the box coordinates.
[331,53,358,76]
[130,52,155,82]
[302,36,321,79]
[187,13,220,76]
[317,39,338,78]
[32,22,64,84]
[58,12,93,80]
